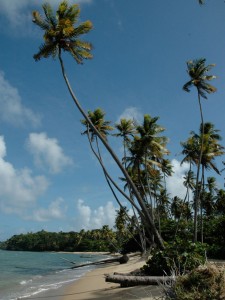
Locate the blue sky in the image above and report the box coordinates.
[0,0,225,240]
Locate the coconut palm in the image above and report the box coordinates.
[183,58,217,242]
[114,118,136,167]
[183,170,196,203]
[181,122,224,241]
[33,1,164,249]
[81,108,114,142]
[202,177,217,217]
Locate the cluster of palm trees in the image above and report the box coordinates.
[32,1,224,250]
[182,58,222,242]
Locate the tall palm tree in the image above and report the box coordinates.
[114,118,136,168]
[183,58,217,242]
[33,1,164,249]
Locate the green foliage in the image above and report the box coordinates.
[33,1,93,63]
[166,264,225,300]
[142,240,207,276]
[203,216,225,259]
[1,227,117,252]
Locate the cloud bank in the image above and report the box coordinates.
[166,159,190,199]
[26,197,67,222]
[0,72,41,127]
[117,107,142,124]
[27,132,73,174]
[0,0,93,29]
[0,136,49,215]
[75,199,116,230]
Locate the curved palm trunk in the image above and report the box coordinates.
[194,90,204,243]
[58,52,164,249]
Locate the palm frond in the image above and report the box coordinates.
[73,21,93,37]
[32,11,49,30]
[33,42,58,61]
[57,1,69,18]
[183,80,192,92]
[65,4,80,23]
[71,40,93,51]
[42,3,56,27]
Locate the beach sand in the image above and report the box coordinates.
[31,254,164,300]
[59,255,164,300]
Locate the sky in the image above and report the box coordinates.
[0,0,225,241]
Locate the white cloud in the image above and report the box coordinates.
[0,72,41,127]
[166,159,190,199]
[75,199,116,229]
[0,136,49,215]
[27,132,73,174]
[0,0,93,29]
[27,198,67,222]
[117,107,142,124]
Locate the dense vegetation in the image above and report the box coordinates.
[0,227,116,252]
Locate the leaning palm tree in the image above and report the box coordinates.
[32,1,164,249]
[183,58,217,242]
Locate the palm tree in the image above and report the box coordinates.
[183,170,195,203]
[202,177,217,217]
[81,108,114,142]
[181,122,224,241]
[183,58,217,242]
[33,1,164,249]
[114,118,136,167]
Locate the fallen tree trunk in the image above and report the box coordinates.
[61,254,129,269]
[105,274,174,287]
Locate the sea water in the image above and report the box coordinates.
[0,250,107,300]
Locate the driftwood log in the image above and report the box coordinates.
[105,274,174,287]
[61,254,129,269]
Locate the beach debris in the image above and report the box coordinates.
[61,254,129,269]
[105,274,174,287]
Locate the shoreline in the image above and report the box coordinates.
[34,254,164,300]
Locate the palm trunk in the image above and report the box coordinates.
[87,130,146,251]
[193,90,204,243]
[200,166,205,243]
[58,52,164,249]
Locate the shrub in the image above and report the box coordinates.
[165,264,225,300]
[142,240,207,276]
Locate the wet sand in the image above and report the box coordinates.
[26,254,164,300]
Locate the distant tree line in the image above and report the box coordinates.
[0,226,117,252]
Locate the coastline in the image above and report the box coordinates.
[34,254,164,300]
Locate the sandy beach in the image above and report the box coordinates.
[21,252,164,300]
[45,254,164,300]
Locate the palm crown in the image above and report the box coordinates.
[33,1,93,63]
[183,58,216,99]
[81,108,114,141]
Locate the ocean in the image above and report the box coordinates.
[0,250,108,300]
